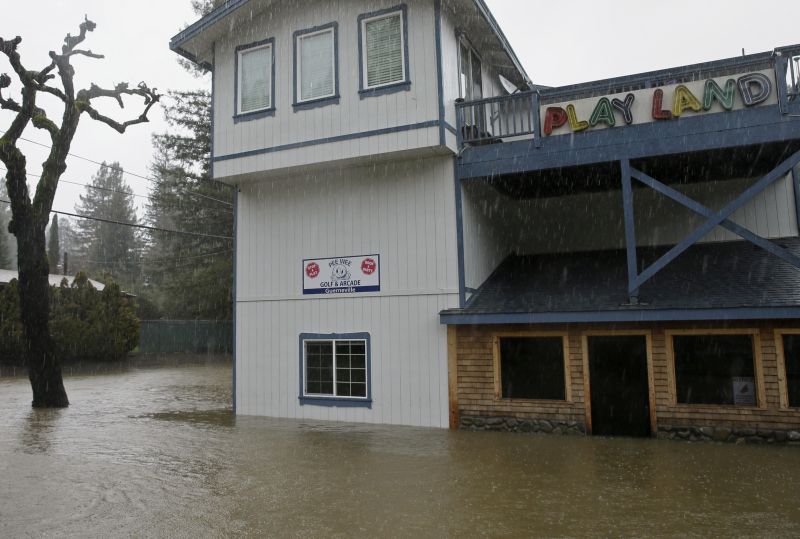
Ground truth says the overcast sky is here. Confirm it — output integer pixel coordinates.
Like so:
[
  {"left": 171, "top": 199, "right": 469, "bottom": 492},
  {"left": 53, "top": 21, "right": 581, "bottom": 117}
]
[{"left": 1, "top": 0, "right": 799, "bottom": 217}]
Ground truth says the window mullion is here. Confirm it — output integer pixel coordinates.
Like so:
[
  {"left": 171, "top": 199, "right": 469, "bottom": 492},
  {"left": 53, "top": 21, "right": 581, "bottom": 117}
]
[{"left": 332, "top": 339, "right": 338, "bottom": 397}]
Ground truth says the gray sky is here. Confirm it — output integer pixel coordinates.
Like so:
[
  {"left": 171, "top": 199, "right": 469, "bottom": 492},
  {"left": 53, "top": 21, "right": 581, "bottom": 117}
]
[{"left": 2, "top": 0, "right": 799, "bottom": 217}]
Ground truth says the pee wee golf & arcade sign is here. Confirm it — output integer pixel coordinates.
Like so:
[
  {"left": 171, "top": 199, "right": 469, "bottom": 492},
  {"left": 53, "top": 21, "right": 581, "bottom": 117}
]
[{"left": 303, "top": 255, "right": 380, "bottom": 295}]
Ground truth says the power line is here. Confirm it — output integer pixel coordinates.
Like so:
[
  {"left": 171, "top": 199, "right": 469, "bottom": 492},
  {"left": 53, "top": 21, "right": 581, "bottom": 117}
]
[
  {"left": 0, "top": 130, "right": 233, "bottom": 207},
  {"left": 0, "top": 199, "right": 233, "bottom": 241},
  {"left": 4, "top": 131, "right": 165, "bottom": 185},
  {"left": 82, "top": 249, "right": 233, "bottom": 267},
  {"left": 0, "top": 166, "right": 233, "bottom": 213},
  {"left": 0, "top": 166, "right": 148, "bottom": 201}
]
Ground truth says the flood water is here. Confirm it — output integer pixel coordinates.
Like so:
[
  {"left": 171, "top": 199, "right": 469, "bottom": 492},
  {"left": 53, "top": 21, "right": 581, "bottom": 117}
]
[{"left": 1, "top": 360, "right": 799, "bottom": 537}]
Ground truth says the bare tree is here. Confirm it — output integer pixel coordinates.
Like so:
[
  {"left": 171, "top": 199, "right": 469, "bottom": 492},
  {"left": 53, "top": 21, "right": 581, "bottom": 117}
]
[{"left": 0, "top": 18, "right": 159, "bottom": 407}]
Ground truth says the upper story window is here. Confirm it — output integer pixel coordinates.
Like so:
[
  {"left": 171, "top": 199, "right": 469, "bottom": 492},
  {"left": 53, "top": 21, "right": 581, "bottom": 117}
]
[
  {"left": 359, "top": 5, "right": 409, "bottom": 94},
  {"left": 294, "top": 23, "right": 339, "bottom": 108},
  {"left": 235, "top": 39, "right": 275, "bottom": 116},
  {"left": 459, "top": 37, "right": 482, "bottom": 101}
]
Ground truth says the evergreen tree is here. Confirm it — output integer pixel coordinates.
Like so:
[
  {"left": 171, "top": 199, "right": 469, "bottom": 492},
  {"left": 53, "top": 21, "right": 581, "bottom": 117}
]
[
  {"left": 145, "top": 92, "right": 233, "bottom": 319},
  {"left": 0, "top": 212, "right": 10, "bottom": 269},
  {"left": 74, "top": 163, "right": 142, "bottom": 289},
  {"left": 47, "top": 215, "right": 60, "bottom": 273},
  {"left": 58, "top": 218, "right": 77, "bottom": 274},
  {"left": 143, "top": 0, "right": 233, "bottom": 320}
]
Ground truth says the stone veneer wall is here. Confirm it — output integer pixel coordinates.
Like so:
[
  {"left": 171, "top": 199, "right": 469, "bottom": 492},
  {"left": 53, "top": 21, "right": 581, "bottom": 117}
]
[{"left": 451, "top": 321, "right": 800, "bottom": 443}]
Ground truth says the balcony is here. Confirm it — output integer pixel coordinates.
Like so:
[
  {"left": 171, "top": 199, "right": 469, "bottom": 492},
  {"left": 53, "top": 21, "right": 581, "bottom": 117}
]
[{"left": 455, "top": 45, "right": 800, "bottom": 180}]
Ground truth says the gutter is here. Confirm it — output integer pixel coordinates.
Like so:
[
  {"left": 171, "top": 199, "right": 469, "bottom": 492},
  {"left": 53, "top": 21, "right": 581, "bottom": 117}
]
[{"left": 169, "top": 0, "right": 251, "bottom": 60}]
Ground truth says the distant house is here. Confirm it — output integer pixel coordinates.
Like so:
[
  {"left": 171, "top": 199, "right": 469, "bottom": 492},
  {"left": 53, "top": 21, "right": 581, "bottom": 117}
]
[
  {"left": 0, "top": 269, "right": 107, "bottom": 291},
  {"left": 172, "top": 0, "right": 800, "bottom": 442}
]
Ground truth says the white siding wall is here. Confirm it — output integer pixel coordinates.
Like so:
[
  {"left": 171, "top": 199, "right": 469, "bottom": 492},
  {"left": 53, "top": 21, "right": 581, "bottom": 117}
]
[
  {"left": 236, "top": 156, "right": 458, "bottom": 427},
  {"left": 213, "top": 0, "right": 441, "bottom": 179},
  {"left": 439, "top": 2, "right": 515, "bottom": 153},
  {"left": 462, "top": 180, "right": 511, "bottom": 291},
  {"left": 462, "top": 174, "right": 799, "bottom": 288},
  {"left": 439, "top": 4, "right": 459, "bottom": 152}
]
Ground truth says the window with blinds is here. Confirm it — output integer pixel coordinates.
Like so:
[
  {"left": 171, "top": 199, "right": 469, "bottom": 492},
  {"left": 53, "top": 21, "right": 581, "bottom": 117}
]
[
  {"left": 362, "top": 11, "right": 405, "bottom": 89},
  {"left": 296, "top": 28, "right": 336, "bottom": 102},
  {"left": 237, "top": 43, "right": 272, "bottom": 114}
]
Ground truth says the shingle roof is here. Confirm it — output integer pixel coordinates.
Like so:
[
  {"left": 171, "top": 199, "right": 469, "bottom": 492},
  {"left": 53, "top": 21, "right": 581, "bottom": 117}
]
[{"left": 448, "top": 238, "right": 800, "bottom": 316}]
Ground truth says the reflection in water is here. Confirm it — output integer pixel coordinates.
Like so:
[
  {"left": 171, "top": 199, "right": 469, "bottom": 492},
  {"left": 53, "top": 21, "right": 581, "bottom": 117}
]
[{"left": 1, "top": 360, "right": 799, "bottom": 537}]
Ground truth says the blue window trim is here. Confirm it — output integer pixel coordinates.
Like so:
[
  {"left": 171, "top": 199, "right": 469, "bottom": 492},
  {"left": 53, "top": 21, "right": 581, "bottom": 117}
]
[
  {"left": 234, "top": 37, "right": 276, "bottom": 121},
  {"left": 293, "top": 22, "right": 340, "bottom": 111},
  {"left": 298, "top": 332, "right": 373, "bottom": 408},
  {"left": 357, "top": 4, "right": 411, "bottom": 99}
]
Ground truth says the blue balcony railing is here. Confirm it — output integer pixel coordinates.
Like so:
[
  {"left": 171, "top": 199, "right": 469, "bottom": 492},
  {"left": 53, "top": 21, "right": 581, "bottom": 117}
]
[
  {"left": 455, "top": 45, "right": 800, "bottom": 151},
  {"left": 455, "top": 93, "right": 539, "bottom": 147}
]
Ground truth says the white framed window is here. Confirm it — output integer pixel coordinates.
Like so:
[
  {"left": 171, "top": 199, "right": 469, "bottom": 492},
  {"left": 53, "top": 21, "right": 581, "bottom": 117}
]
[
  {"left": 294, "top": 24, "right": 338, "bottom": 105},
  {"left": 458, "top": 36, "right": 482, "bottom": 101},
  {"left": 235, "top": 39, "right": 274, "bottom": 115},
  {"left": 359, "top": 7, "right": 408, "bottom": 91},
  {"left": 300, "top": 333, "right": 371, "bottom": 403}
]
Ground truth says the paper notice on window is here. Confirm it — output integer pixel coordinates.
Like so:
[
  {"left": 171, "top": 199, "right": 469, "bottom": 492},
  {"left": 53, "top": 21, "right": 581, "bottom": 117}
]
[{"left": 732, "top": 377, "right": 756, "bottom": 406}]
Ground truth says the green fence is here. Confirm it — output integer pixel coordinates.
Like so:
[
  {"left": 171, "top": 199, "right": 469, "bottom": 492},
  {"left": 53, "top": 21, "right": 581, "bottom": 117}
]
[{"left": 137, "top": 320, "right": 232, "bottom": 355}]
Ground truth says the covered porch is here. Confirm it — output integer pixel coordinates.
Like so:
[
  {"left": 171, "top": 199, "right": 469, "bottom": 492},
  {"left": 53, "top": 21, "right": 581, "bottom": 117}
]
[{"left": 442, "top": 44, "right": 800, "bottom": 439}]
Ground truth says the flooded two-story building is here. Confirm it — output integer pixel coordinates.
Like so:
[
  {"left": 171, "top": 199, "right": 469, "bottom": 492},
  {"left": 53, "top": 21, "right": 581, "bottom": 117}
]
[{"left": 172, "top": 0, "right": 800, "bottom": 441}]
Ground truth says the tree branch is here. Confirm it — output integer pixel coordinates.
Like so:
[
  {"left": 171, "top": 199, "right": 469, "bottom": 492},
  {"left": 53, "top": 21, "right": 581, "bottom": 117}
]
[
  {"left": 0, "top": 36, "right": 31, "bottom": 85},
  {"left": 30, "top": 107, "right": 59, "bottom": 142},
  {"left": 79, "top": 82, "right": 160, "bottom": 133},
  {"left": 35, "top": 83, "right": 67, "bottom": 102},
  {"left": 0, "top": 74, "right": 21, "bottom": 112},
  {"left": 62, "top": 16, "right": 96, "bottom": 54},
  {"left": 65, "top": 49, "right": 104, "bottom": 60}
]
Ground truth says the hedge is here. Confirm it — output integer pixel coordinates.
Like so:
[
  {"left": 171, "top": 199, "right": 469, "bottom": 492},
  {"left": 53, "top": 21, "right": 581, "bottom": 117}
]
[{"left": 0, "top": 272, "right": 139, "bottom": 366}]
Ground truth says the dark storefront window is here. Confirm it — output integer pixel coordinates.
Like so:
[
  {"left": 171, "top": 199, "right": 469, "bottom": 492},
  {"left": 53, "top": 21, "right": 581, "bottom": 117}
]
[
  {"left": 500, "top": 337, "right": 566, "bottom": 400},
  {"left": 781, "top": 335, "right": 800, "bottom": 408},
  {"left": 673, "top": 334, "right": 756, "bottom": 406}
]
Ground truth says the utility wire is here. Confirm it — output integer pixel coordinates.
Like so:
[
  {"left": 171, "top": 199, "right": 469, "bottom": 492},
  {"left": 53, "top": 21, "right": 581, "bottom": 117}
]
[
  {"left": 0, "top": 199, "right": 233, "bottom": 241},
  {"left": 83, "top": 249, "right": 233, "bottom": 267},
  {"left": 0, "top": 166, "right": 233, "bottom": 213},
  {"left": 0, "top": 130, "right": 233, "bottom": 207},
  {"left": 0, "top": 166, "right": 148, "bottom": 201}
]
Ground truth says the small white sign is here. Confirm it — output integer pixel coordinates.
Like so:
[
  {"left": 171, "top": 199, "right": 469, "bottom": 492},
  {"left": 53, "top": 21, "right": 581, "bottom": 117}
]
[
  {"left": 303, "top": 254, "right": 380, "bottom": 295},
  {"left": 732, "top": 377, "right": 756, "bottom": 406}
]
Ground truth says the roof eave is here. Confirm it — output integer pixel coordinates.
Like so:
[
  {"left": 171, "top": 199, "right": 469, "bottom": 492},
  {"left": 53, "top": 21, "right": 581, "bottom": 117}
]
[
  {"left": 170, "top": 0, "right": 533, "bottom": 87},
  {"left": 470, "top": 0, "right": 532, "bottom": 88},
  {"left": 169, "top": 43, "right": 213, "bottom": 72},
  {"left": 170, "top": 0, "right": 250, "bottom": 53},
  {"left": 439, "top": 306, "right": 800, "bottom": 325}
]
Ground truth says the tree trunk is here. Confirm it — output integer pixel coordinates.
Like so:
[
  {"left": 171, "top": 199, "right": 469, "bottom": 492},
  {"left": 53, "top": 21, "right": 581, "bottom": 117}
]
[{"left": 17, "top": 219, "right": 68, "bottom": 407}]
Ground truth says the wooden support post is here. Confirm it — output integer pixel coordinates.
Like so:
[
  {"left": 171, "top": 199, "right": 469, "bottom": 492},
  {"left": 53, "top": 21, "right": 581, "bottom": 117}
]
[{"left": 447, "top": 325, "right": 459, "bottom": 429}]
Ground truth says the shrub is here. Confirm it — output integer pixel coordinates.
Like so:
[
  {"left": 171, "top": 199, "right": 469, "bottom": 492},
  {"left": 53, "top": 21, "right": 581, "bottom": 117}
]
[
  {"left": 0, "top": 279, "right": 23, "bottom": 366},
  {"left": 0, "top": 272, "right": 139, "bottom": 365}
]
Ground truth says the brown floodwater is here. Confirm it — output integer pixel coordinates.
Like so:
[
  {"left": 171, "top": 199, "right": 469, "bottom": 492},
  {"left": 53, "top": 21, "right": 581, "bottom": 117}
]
[{"left": 1, "top": 359, "right": 799, "bottom": 537}]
